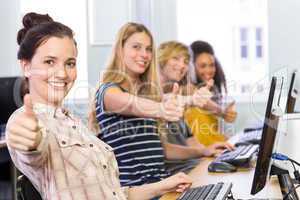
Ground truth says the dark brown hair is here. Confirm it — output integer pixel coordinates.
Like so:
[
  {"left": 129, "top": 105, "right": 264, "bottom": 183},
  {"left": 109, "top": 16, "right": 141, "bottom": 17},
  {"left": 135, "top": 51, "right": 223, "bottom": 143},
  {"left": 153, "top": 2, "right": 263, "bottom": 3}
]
[
  {"left": 17, "top": 12, "right": 75, "bottom": 61},
  {"left": 17, "top": 12, "right": 76, "bottom": 96},
  {"left": 190, "top": 40, "right": 227, "bottom": 94}
]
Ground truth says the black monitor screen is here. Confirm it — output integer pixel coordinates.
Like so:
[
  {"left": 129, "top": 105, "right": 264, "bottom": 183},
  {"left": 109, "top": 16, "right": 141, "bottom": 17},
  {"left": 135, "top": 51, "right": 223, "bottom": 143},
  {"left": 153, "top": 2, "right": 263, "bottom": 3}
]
[
  {"left": 286, "top": 70, "right": 298, "bottom": 113},
  {"left": 0, "top": 77, "right": 25, "bottom": 124},
  {"left": 251, "top": 77, "right": 283, "bottom": 195}
]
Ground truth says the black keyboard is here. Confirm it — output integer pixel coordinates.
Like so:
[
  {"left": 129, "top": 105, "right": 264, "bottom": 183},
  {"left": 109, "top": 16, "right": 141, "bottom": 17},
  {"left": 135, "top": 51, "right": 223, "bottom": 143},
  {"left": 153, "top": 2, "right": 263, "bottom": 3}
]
[
  {"left": 177, "top": 182, "right": 232, "bottom": 200},
  {"left": 238, "top": 129, "right": 262, "bottom": 144},
  {"left": 214, "top": 144, "right": 259, "bottom": 166}
]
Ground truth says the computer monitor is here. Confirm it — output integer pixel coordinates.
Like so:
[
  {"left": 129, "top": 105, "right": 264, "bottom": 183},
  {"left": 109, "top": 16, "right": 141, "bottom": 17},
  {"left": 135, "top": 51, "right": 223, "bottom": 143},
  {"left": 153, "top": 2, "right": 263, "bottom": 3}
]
[
  {"left": 286, "top": 70, "right": 299, "bottom": 113},
  {"left": 250, "top": 76, "right": 283, "bottom": 195},
  {"left": 0, "top": 77, "right": 25, "bottom": 124}
]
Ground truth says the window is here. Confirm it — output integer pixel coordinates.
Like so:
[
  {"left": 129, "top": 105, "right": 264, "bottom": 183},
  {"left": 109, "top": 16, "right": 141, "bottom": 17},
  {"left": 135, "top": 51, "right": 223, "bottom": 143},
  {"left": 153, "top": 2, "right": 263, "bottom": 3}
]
[
  {"left": 255, "top": 27, "right": 263, "bottom": 58},
  {"left": 20, "top": 0, "right": 88, "bottom": 100},
  {"left": 177, "top": 0, "right": 268, "bottom": 96},
  {"left": 240, "top": 27, "right": 249, "bottom": 59}
]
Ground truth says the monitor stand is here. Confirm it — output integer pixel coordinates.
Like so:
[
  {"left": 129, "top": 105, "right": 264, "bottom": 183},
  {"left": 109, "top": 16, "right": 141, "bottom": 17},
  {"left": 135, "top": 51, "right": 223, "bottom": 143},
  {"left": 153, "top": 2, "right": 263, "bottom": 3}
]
[{"left": 270, "top": 164, "right": 299, "bottom": 200}]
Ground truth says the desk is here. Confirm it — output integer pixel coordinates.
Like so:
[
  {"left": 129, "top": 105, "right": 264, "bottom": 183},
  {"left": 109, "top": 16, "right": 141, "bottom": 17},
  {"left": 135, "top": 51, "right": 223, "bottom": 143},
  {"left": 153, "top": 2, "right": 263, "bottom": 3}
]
[{"left": 160, "top": 158, "right": 293, "bottom": 200}]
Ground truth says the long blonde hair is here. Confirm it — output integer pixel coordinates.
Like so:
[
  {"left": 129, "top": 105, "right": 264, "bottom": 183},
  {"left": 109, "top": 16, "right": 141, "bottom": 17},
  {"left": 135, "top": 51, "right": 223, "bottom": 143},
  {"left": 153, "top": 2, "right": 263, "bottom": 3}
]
[{"left": 89, "top": 22, "right": 162, "bottom": 132}]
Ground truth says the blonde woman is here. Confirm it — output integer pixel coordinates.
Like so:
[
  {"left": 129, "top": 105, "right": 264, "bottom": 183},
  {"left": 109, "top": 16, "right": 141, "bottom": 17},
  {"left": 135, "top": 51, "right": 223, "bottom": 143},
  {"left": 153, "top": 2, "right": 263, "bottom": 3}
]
[
  {"left": 89, "top": 23, "right": 216, "bottom": 189},
  {"left": 158, "top": 41, "right": 233, "bottom": 153}
]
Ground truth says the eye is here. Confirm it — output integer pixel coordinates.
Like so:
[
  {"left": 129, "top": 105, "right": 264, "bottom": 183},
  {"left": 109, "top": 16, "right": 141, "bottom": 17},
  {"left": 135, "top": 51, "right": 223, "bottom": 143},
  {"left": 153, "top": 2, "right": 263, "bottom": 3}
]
[
  {"left": 44, "top": 60, "right": 54, "bottom": 65},
  {"left": 133, "top": 44, "right": 141, "bottom": 50},
  {"left": 66, "top": 61, "right": 76, "bottom": 68},
  {"left": 173, "top": 56, "right": 180, "bottom": 61},
  {"left": 146, "top": 47, "right": 152, "bottom": 53}
]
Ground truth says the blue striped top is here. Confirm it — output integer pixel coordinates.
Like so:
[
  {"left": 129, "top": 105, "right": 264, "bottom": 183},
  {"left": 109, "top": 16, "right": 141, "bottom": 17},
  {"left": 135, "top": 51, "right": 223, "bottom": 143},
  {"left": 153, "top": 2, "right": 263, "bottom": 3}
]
[{"left": 95, "top": 83, "right": 170, "bottom": 186}]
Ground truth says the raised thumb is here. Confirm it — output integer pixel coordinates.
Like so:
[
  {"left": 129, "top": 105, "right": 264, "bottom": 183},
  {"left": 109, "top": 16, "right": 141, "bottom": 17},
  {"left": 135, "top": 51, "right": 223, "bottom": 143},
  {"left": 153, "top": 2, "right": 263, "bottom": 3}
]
[
  {"left": 23, "top": 94, "right": 35, "bottom": 117},
  {"left": 172, "top": 83, "right": 180, "bottom": 95}
]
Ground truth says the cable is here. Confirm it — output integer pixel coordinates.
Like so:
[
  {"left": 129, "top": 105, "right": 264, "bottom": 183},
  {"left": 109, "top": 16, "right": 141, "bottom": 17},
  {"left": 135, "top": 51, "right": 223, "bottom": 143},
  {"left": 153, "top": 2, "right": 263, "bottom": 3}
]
[
  {"left": 283, "top": 184, "right": 300, "bottom": 200},
  {"left": 290, "top": 160, "right": 297, "bottom": 171},
  {"left": 272, "top": 153, "right": 300, "bottom": 183},
  {"left": 272, "top": 153, "right": 300, "bottom": 168},
  {"left": 289, "top": 158, "right": 300, "bottom": 167}
]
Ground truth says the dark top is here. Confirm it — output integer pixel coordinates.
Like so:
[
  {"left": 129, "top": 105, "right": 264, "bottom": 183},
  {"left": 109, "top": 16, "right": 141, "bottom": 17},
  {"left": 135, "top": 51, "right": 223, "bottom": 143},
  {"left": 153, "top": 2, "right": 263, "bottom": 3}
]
[{"left": 95, "top": 83, "right": 170, "bottom": 186}]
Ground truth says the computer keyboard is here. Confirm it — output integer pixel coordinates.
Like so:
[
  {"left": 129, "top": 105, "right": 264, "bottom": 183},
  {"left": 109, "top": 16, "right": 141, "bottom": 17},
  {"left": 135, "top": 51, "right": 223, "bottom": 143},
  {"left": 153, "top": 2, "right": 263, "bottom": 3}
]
[
  {"left": 177, "top": 182, "right": 232, "bottom": 200},
  {"left": 237, "top": 129, "right": 262, "bottom": 144},
  {"left": 214, "top": 144, "right": 259, "bottom": 166},
  {"left": 228, "top": 129, "right": 262, "bottom": 146}
]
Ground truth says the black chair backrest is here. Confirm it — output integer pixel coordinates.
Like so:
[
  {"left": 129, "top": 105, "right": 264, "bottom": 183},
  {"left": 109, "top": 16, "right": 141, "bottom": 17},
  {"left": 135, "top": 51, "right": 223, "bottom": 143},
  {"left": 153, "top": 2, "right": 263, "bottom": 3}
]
[
  {"left": 17, "top": 175, "right": 42, "bottom": 200},
  {"left": 0, "top": 77, "right": 26, "bottom": 124}
]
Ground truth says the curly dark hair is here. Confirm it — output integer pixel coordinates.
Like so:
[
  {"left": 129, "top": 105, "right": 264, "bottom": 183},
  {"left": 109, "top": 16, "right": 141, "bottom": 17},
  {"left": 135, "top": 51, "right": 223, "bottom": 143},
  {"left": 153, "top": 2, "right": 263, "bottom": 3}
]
[{"left": 190, "top": 40, "right": 227, "bottom": 94}]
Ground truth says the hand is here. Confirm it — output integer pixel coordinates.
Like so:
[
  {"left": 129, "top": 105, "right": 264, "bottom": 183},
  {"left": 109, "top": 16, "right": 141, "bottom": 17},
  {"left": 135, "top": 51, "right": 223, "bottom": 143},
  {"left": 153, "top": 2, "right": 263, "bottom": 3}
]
[
  {"left": 192, "top": 85, "right": 213, "bottom": 108},
  {"left": 161, "top": 83, "right": 184, "bottom": 122},
  {"left": 206, "top": 79, "right": 214, "bottom": 90},
  {"left": 202, "top": 142, "right": 235, "bottom": 157},
  {"left": 223, "top": 101, "right": 237, "bottom": 123},
  {"left": 7, "top": 94, "right": 42, "bottom": 151},
  {"left": 156, "top": 172, "right": 192, "bottom": 195}
]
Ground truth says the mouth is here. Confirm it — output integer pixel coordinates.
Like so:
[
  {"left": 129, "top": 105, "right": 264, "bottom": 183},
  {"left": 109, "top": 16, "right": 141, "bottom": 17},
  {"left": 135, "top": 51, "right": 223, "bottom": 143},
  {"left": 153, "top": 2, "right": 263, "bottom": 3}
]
[
  {"left": 136, "top": 61, "right": 148, "bottom": 68},
  {"left": 48, "top": 81, "right": 67, "bottom": 90}
]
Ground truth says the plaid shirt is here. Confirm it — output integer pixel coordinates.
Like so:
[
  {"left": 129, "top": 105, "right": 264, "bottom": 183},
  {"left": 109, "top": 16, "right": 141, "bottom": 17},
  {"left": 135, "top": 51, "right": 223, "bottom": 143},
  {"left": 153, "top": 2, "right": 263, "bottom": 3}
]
[{"left": 6, "top": 104, "right": 128, "bottom": 200}]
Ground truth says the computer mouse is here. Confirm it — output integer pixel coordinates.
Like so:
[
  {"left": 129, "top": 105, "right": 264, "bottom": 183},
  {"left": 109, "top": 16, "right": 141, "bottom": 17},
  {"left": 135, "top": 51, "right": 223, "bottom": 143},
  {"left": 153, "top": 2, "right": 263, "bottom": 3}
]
[{"left": 208, "top": 161, "right": 237, "bottom": 173}]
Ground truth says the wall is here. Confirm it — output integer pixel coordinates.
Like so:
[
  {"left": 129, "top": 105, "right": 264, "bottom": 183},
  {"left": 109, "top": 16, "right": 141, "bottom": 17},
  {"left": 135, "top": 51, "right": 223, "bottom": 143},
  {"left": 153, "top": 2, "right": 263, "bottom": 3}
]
[
  {"left": 86, "top": 0, "right": 177, "bottom": 86},
  {"left": 268, "top": 0, "right": 300, "bottom": 74},
  {"left": 0, "top": 0, "right": 20, "bottom": 77}
]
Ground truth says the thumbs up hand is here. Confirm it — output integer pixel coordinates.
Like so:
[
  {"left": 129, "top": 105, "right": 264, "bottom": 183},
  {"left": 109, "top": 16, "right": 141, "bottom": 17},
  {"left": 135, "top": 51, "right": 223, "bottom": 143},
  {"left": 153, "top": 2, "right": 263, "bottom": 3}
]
[
  {"left": 206, "top": 79, "right": 214, "bottom": 90},
  {"left": 192, "top": 85, "right": 213, "bottom": 108},
  {"left": 7, "top": 94, "right": 42, "bottom": 151},
  {"left": 222, "top": 101, "right": 237, "bottom": 123},
  {"left": 160, "top": 83, "right": 184, "bottom": 122}
]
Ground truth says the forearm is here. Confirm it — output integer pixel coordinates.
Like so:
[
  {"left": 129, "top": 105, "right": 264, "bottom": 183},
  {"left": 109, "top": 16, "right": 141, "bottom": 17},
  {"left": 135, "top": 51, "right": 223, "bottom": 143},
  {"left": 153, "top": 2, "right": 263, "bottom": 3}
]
[
  {"left": 202, "top": 99, "right": 223, "bottom": 116},
  {"left": 128, "top": 182, "right": 161, "bottom": 200},
  {"left": 163, "top": 142, "right": 201, "bottom": 160},
  {"left": 104, "top": 88, "right": 162, "bottom": 119},
  {"left": 186, "top": 137, "right": 205, "bottom": 149}
]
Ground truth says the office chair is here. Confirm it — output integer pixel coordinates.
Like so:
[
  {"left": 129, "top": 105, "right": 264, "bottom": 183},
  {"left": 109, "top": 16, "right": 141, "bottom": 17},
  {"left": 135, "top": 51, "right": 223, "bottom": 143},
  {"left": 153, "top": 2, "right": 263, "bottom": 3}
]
[{"left": 17, "top": 175, "right": 42, "bottom": 200}]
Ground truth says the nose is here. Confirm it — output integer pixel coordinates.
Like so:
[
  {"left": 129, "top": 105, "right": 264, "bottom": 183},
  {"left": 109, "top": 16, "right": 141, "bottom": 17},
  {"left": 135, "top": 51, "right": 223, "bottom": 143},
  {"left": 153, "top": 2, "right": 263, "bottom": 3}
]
[
  {"left": 178, "top": 58, "right": 187, "bottom": 69},
  {"left": 55, "top": 65, "right": 67, "bottom": 78},
  {"left": 140, "top": 48, "right": 150, "bottom": 59}
]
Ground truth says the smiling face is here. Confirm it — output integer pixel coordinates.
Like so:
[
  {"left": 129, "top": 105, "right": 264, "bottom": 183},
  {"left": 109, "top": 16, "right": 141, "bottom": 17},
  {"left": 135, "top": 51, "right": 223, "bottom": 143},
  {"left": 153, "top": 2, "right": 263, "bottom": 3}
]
[
  {"left": 161, "top": 54, "right": 189, "bottom": 82},
  {"left": 194, "top": 52, "right": 216, "bottom": 82},
  {"left": 122, "top": 32, "right": 153, "bottom": 80},
  {"left": 21, "top": 36, "right": 77, "bottom": 106}
]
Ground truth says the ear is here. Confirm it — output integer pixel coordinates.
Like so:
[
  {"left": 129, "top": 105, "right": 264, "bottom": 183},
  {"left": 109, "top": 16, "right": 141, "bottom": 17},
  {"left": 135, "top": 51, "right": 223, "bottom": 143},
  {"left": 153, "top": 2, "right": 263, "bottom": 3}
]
[{"left": 20, "top": 59, "right": 31, "bottom": 78}]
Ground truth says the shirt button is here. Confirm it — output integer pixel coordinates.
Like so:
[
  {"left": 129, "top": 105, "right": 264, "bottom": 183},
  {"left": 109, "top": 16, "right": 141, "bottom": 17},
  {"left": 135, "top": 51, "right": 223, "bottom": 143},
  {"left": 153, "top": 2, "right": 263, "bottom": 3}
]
[
  {"left": 72, "top": 125, "right": 76, "bottom": 129},
  {"left": 103, "top": 165, "right": 107, "bottom": 169},
  {"left": 112, "top": 191, "right": 116, "bottom": 196},
  {"left": 89, "top": 144, "right": 94, "bottom": 147},
  {"left": 61, "top": 141, "right": 66, "bottom": 145}
]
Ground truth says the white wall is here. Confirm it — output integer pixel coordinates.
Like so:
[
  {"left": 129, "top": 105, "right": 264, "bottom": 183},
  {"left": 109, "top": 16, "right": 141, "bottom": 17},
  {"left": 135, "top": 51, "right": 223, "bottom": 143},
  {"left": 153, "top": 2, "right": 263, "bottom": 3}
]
[
  {"left": 268, "top": 0, "right": 300, "bottom": 74},
  {"left": 86, "top": 0, "right": 177, "bottom": 86},
  {"left": 0, "top": 0, "right": 20, "bottom": 77}
]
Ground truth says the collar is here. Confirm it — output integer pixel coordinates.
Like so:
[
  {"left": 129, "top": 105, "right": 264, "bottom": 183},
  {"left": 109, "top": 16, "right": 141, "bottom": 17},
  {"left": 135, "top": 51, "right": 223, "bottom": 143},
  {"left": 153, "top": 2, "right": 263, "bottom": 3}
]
[{"left": 33, "top": 103, "right": 70, "bottom": 119}]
